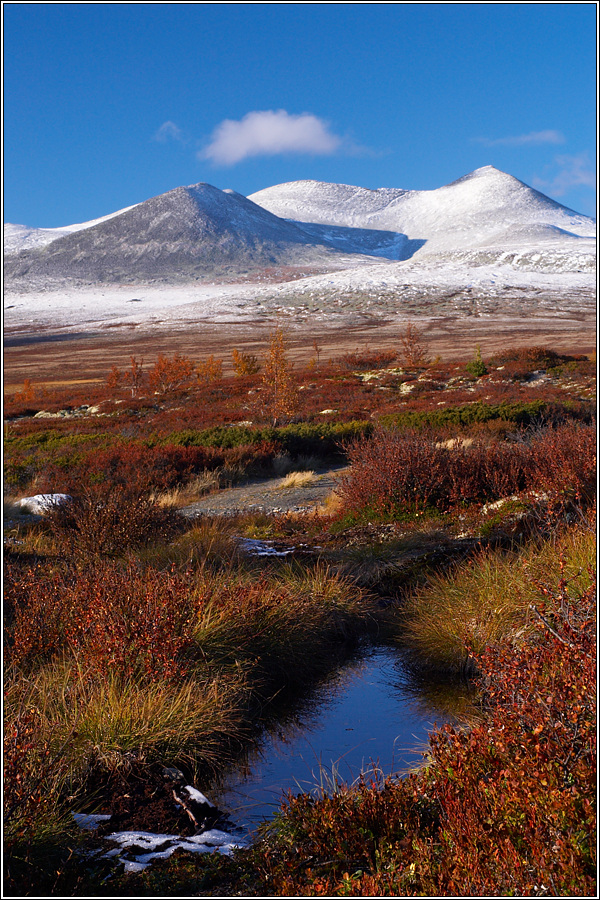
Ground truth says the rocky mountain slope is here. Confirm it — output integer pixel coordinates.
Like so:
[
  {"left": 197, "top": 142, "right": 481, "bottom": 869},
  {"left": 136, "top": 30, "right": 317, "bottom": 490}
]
[{"left": 3, "top": 183, "right": 365, "bottom": 288}]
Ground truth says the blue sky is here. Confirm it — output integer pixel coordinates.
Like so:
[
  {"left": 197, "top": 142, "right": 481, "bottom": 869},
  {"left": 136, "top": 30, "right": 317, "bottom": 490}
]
[{"left": 3, "top": 2, "right": 597, "bottom": 227}]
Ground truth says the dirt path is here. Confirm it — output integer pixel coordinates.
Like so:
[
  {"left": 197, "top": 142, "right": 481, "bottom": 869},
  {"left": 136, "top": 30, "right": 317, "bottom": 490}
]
[{"left": 180, "top": 464, "right": 348, "bottom": 517}]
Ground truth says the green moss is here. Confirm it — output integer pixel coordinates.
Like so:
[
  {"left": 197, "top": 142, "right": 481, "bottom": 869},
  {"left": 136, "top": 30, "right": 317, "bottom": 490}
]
[
  {"left": 161, "top": 421, "right": 373, "bottom": 456},
  {"left": 378, "top": 400, "right": 549, "bottom": 430}
]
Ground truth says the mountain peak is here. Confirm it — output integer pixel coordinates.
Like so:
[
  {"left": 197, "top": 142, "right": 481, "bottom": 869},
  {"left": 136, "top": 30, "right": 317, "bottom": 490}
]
[{"left": 471, "top": 165, "right": 507, "bottom": 176}]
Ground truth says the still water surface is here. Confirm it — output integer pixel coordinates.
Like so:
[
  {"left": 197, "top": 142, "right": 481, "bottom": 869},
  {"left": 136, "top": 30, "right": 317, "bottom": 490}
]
[{"left": 210, "top": 645, "right": 469, "bottom": 836}]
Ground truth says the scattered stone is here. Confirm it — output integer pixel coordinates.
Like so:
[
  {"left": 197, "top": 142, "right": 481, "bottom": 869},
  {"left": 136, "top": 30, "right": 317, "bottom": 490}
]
[{"left": 481, "top": 495, "right": 521, "bottom": 515}]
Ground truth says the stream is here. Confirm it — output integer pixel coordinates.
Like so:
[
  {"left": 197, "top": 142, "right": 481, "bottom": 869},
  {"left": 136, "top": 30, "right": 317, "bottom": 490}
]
[
  {"left": 91, "top": 644, "right": 473, "bottom": 872},
  {"left": 208, "top": 644, "right": 471, "bottom": 837}
]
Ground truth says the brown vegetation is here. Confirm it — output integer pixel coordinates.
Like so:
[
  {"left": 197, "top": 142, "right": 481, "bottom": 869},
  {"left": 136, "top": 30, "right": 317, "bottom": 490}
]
[{"left": 3, "top": 341, "right": 596, "bottom": 896}]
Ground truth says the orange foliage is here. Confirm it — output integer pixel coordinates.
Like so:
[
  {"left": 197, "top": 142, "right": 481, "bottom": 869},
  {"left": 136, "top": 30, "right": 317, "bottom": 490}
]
[
  {"left": 261, "top": 326, "right": 299, "bottom": 425},
  {"left": 148, "top": 352, "right": 197, "bottom": 395},
  {"left": 232, "top": 348, "right": 261, "bottom": 376}
]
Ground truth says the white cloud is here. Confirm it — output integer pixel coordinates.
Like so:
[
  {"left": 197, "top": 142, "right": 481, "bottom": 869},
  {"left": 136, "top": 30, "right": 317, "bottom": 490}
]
[
  {"left": 199, "top": 110, "right": 343, "bottom": 166},
  {"left": 154, "top": 121, "right": 184, "bottom": 143},
  {"left": 532, "top": 152, "right": 596, "bottom": 197},
  {"left": 475, "top": 130, "right": 565, "bottom": 147}
]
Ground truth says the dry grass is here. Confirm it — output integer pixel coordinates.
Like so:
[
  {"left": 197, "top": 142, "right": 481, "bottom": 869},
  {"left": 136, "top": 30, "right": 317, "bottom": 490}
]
[
  {"left": 277, "top": 470, "right": 316, "bottom": 490},
  {"left": 396, "top": 523, "right": 596, "bottom": 674},
  {"left": 4, "top": 659, "right": 248, "bottom": 779},
  {"left": 150, "top": 471, "right": 222, "bottom": 507},
  {"left": 315, "top": 490, "right": 345, "bottom": 517},
  {"left": 138, "top": 517, "right": 242, "bottom": 570}
]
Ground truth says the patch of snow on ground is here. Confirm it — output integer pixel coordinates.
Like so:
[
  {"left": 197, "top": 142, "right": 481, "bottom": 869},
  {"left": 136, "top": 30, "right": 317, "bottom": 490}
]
[
  {"left": 17, "top": 494, "right": 71, "bottom": 514},
  {"left": 103, "top": 828, "right": 249, "bottom": 872}
]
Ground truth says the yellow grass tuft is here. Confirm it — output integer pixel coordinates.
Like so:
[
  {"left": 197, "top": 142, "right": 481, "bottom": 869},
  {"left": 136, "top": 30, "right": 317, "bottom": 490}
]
[
  {"left": 277, "top": 470, "right": 316, "bottom": 490},
  {"left": 396, "top": 524, "right": 596, "bottom": 674},
  {"left": 150, "top": 471, "right": 221, "bottom": 508}
]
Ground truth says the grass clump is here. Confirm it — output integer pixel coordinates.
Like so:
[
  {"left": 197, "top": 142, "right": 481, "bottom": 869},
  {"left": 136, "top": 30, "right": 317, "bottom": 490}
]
[
  {"left": 5, "top": 661, "right": 246, "bottom": 779},
  {"left": 396, "top": 522, "right": 596, "bottom": 674},
  {"left": 277, "top": 470, "right": 316, "bottom": 490}
]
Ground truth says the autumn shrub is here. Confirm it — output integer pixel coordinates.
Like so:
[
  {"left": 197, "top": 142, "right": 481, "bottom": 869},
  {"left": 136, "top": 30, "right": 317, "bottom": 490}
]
[
  {"left": 399, "top": 322, "right": 431, "bottom": 369},
  {"left": 261, "top": 326, "right": 299, "bottom": 425},
  {"left": 232, "top": 347, "right": 261, "bottom": 376},
  {"left": 122, "top": 355, "right": 147, "bottom": 397},
  {"left": 148, "top": 352, "right": 197, "bottom": 395},
  {"left": 5, "top": 560, "right": 196, "bottom": 678},
  {"left": 34, "top": 441, "right": 271, "bottom": 496},
  {"left": 338, "top": 422, "right": 596, "bottom": 519},
  {"left": 196, "top": 355, "right": 224, "bottom": 385},
  {"left": 95, "top": 443, "right": 221, "bottom": 490},
  {"left": 43, "top": 486, "right": 183, "bottom": 560},
  {"left": 488, "top": 346, "right": 590, "bottom": 380},
  {"left": 337, "top": 347, "right": 398, "bottom": 371}
]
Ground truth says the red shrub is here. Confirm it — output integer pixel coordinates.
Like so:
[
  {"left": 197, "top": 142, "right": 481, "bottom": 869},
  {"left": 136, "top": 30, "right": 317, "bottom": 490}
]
[
  {"left": 44, "top": 486, "right": 183, "bottom": 558},
  {"left": 6, "top": 562, "right": 198, "bottom": 682},
  {"left": 338, "top": 424, "right": 596, "bottom": 517},
  {"left": 337, "top": 348, "right": 398, "bottom": 371}
]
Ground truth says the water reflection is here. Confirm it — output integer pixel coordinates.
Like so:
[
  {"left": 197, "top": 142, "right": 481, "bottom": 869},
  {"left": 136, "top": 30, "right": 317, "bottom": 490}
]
[{"left": 209, "top": 646, "right": 473, "bottom": 835}]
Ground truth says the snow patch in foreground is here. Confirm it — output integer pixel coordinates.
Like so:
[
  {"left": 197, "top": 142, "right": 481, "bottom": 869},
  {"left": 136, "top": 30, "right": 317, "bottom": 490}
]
[
  {"left": 99, "top": 828, "right": 249, "bottom": 872},
  {"left": 17, "top": 494, "right": 71, "bottom": 515}
]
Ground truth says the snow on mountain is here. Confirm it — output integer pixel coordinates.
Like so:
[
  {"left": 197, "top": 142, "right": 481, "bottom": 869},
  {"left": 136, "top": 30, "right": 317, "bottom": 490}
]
[
  {"left": 3, "top": 204, "right": 140, "bottom": 253},
  {"left": 4, "top": 168, "right": 595, "bottom": 336},
  {"left": 249, "top": 166, "right": 595, "bottom": 256},
  {"left": 4, "top": 183, "right": 361, "bottom": 287}
]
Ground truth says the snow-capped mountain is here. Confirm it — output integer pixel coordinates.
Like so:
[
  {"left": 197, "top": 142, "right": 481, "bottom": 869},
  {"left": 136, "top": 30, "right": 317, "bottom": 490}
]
[
  {"left": 3, "top": 183, "right": 362, "bottom": 287},
  {"left": 4, "top": 167, "right": 595, "bottom": 337},
  {"left": 248, "top": 166, "right": 595, "bottom": 255}
]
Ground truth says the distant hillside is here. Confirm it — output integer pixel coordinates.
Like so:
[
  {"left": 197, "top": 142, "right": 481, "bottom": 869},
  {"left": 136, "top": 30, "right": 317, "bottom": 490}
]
[
  {"left": 3, "top": 183, "right": 356, "bottom": 287},
  {"left": 249, "top": 166, "right": 596, "bottom": 255}
]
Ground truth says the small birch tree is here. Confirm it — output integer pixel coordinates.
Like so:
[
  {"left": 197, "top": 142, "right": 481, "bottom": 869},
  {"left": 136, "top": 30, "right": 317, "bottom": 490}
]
[
  {"left": 261, "top": 326, "right": 299, "bottom": 425},
  {"left": 400, "top": 322, "right": 431, "bottom": 369}
]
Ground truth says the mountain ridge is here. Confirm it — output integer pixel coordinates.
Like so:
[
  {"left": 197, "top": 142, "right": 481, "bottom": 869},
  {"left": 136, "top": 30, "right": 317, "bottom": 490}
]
[
  {"left": 3, "top": 183, "right": 356, "bottom": 286},
  {"left": 248, "top": 166, "right": 595, "bottom": 254},
  {"left": 4, "top": 167, "right": 595, "bottom": 290}
]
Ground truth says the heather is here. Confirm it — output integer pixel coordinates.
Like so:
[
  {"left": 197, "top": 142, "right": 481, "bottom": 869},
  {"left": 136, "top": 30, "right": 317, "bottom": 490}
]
[
  {"left": 338, "top": 421, "right": 595, "bottom": 521},
  {"left": 3, "top": 339, "right": 596, "bottom": 896}
]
